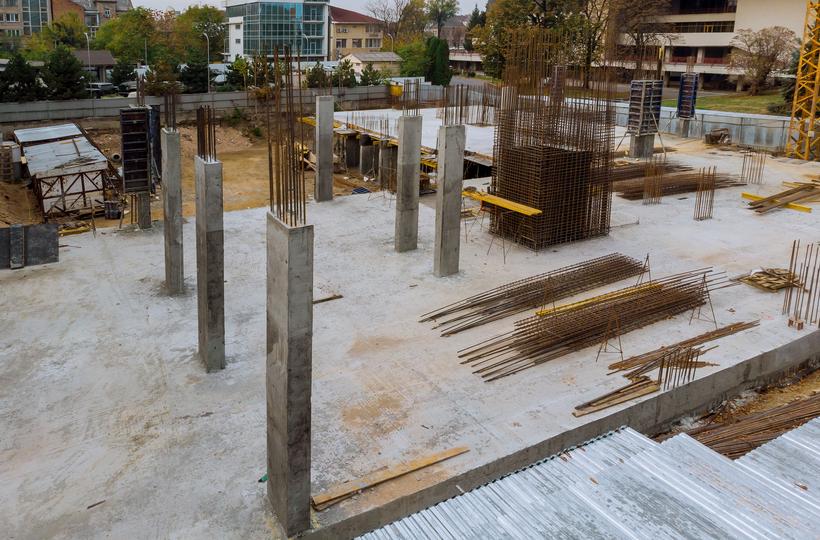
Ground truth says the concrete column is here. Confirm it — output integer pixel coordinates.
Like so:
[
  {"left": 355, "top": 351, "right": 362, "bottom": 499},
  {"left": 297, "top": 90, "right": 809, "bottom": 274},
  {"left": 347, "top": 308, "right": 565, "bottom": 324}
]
[
  {"left": 9, "top": 223, "right": 23, "bottom": 269},
  {"left": 162, "top": 128, "right": 184, "bottom": 295},
  {"left": 266, "top": 212, "right": 313, "bottom": 537},
  {"left": 314, "top": 95, "right": 334, "bottom": 202},
  {"left": 679, "top": 118, "right": 692, "bottom": 138},
  {"left": 378, "top": 142, "right": 397, "bottom": 191},
  {"left": 372, "top": 142, "right": 380, "bottom": 176},
  {"left": 433, "top": 124, "right": 465, "bottom": 278},
  {"left": 344, "top": 135, "right": 359, "bottom": 168},
  {"left": 195, "top": 156, "right": 225, "bottom": 372},
  {"left": 394, "top": 115, "right": 422, "bottom": 252},
  {"left": 359, "top": 135, "right": 374, "bottom": 177},
  {"left": 629, "top": 134, "right": 655, "bottom": 159},
  {"left": 137, "top": 192, "right": 151, "bottom": 229}
]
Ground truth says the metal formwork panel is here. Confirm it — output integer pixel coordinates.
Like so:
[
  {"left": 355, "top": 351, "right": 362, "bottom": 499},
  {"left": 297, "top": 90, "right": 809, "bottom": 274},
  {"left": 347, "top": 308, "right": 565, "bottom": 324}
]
[
  {"left": 120, "top": 107, "right": 151, "bottom": 193},
  {"left": 627, "top": 80, "right": 663, "bottom": 135}
]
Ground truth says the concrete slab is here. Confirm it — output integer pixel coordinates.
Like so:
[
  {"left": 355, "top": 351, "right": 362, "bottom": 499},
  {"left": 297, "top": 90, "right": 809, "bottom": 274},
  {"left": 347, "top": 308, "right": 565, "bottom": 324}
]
[{"left": 2, "top": 137, "right": 820, "bottom": 538}]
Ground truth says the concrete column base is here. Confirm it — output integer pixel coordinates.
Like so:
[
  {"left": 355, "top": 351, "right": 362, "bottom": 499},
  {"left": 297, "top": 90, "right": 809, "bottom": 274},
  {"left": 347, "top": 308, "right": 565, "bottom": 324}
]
[
  {"left": 137, "top": 192, "right": 152, "bottom": 229},
  {"left": 359, "top": 136, "right": 374, "bottom": 177},
  {"left": 679, "top": 118, "right": 692, "bottom": 139},
  {"left": 162, "top": 128, "right": 184, "bottom": 294},
  {"left": 629, "top": 134, "right": 655, "bottom": 159},
  {"left": 195, "top": 156, "right": 225, "bottom": 372},
  {"left": 434, "top": 124, "right": 465, "bottom": 277},
  {"left": 344, "top": 135, "right": 359, "bottom": 168},
  {"left": 315, "top": 95, "right": 334, "bottom": 202},
  {"left": 266, "top": 212, "right": 313, "bottom": 537},
  {"left": 395, "top": 115, "right": 422, "bottom": 252}
]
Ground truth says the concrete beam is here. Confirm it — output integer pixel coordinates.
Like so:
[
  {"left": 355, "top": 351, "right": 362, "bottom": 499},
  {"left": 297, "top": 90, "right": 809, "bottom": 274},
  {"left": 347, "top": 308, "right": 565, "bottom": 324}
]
[
  {"left": 314, "top": 96, "right": 334, "bottom": 202},
  {"left": 433, "top": 124, "right": 465, "bottom": 277},
  {"left": 394, "top": 115, "right": 422, "bottom": 253},
  {"left": 266, "top": 212, "right": 314, "bottom": 537},
  {"left": 629, "top": 134, "right": 655, "bottom": 159},
  {"left": 162, "top": 128, "right": 184, "bottom": 294},
  {"left": 195, "top": 156, "right": 225, "bottom": 372}
]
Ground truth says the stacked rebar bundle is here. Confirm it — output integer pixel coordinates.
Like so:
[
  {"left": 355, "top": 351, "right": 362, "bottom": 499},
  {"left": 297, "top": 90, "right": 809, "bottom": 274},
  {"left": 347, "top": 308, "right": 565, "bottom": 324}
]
[
  {"left": 643, "top": 157, "right": 664, "bottom": 205},
  {"left": 196, "top": 106, "right": 217, "bottom": 161},
  {"left": 783, "top": 240, "right": 820, "bottom": 329},
  {"left": 614, "top": 171, "right": 743, "bottom": 200},
  {"left": 163, "top": 92, "right": 178, "bottom": 130},
  {"left": 420, "top": 253, "right": 646, "bottom": 336},
  {"left": 460, "top": 269, "right": 731, "bottom": 381},
  {"left": 694, "top": 166, "right": 716, "bottom": 221},
  {"left": 683, "top": 393, "right": 820, "bottom": 459},
  {"left": 267, "top": 46, "right": 307, "bottom": 226},
  {"left": 436, "top": 83, "right": 500, "bottom": 126},
  {"left": 441, "top": 84, "right": 468, "bottom": 126},
  {"left": 611, "top": 160, "right": 692, "bottom": 182},
  {"left": 490, "top": 27, "right": 615, "bottom": 250},
  {"left": 740, "top": 148, "right": 767, "bottom": 185},
  {"left": 657, "top": 345, "right": 708, "bottom": 391},
  {"left": 402, "top": 80, "right": 420, "bottom": 116}
]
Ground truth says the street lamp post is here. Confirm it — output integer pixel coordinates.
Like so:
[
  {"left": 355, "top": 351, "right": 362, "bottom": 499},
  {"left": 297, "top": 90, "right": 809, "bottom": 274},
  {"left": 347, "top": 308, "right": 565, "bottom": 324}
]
[
  {"left": 84, "top": 32, "right": 91, "bottom": 94},
  {"left": 203, "top": 32, "right": 210, "bottom": 93},
  {"left": 386, "top": 33, "right": 394, "bottom": 52}
]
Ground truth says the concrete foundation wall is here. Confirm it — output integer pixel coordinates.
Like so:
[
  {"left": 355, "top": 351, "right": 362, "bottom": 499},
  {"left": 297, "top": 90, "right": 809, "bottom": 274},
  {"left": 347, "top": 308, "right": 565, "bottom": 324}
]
[
  {"left": 195, "top": 156, "right": 225, "bottom": 372},
  {"left": 266, "top": 212, "right": 314, "bottom": 537},
  {"left": 305, "top": 329, "right": 820, "bottom": 539},
  {"left": 162, "top": 129, "right": 184, "bottom": 294}
]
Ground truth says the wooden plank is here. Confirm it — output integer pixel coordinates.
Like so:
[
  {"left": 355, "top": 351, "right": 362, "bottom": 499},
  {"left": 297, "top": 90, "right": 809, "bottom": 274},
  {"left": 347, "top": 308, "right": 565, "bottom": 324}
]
[
  {"left": 741, "top": 192, "right": 812, "bottom": 213},
  {"left": 311, "top": 446, "right": 469, "bottom": 511},
  {"left": 462, "top": 191, "right": 543, "bottom": 216}
]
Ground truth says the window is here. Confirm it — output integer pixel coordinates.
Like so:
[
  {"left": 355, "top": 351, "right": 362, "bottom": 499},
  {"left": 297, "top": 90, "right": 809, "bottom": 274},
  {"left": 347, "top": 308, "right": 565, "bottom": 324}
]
[
  {"left": 366, "top": 38, "right": 380, "bottom": 48},
  {"left": 366, "top": 25, "right": 379, "bottom": 33},
  {"left": 235, "top": 38, "right": 240, "bottom": 43},
  {"left": 336, "top": 38, "right": 346, "bottom": 48},
  {"left": 235, "top": 23, "right": 240, "bottom": 29},
  {"left": 352, "top": 38, "right": 361, "bottom": 48},
  {"left": 104, "top": 7, "right": 110, "bottom": 17},
  {"left": 337, "top": 26, "right": 347, "bottom": 33}
]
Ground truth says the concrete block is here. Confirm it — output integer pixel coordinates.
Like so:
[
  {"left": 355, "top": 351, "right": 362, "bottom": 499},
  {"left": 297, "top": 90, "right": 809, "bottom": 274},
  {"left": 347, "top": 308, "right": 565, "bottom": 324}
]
[
  {"left": 314, "top": 96, "right": 334, "bottom": 202},
  {"left": 266, "top": 212, "right": 314, "bottom": 537},
  {"left": 629, "top": 134, "right": 655, "bottom": 159},
  {"left": 394, "top": 115, "right": 422, "bottom": 252},
  {"left": 195, "top": 156, "right": 225, "bottom": 372},
  {"left": 434, "top": 125, "right": 465, "bottom": 277},
  {"left": 378, "top": 143, "right": 397, "bottom": 191},
  {"left": 162, "top": 129, "right": 184, "bottom": 294},
  {"left": 24, "top": 224, "right": 58, "bottom": 266},
  {"left": 344, "top": 135, "right": 359, "bottom": 168},
  {"left": 359, "top": 136, "right": 374, "bottom": 177},
  {"left": 9, "top": 224, "right": 23, "bottom": 269}
]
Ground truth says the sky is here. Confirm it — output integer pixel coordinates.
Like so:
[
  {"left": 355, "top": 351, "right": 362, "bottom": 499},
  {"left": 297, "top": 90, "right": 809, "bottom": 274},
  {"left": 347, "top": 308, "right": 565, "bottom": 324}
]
[{"left": 132, "top": 0, "right": 482, "bottom": 17}]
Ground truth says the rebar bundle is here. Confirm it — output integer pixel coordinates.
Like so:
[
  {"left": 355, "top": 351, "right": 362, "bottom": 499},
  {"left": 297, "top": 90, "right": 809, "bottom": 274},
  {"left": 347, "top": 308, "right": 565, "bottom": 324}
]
[
  {"left": 163, "top": 92, "right": 178, "bottom": 130},
  {"left": 490, "top": 28, "right": 615, "bottom": 250},
  {"left": 402, "top": 80, "right": 420, "bottom": 116},
  {"left": 694, "top": 166, "right": 716, "bottom": 221},
  {"left": 643, "top": 157, "right": 664, "bottom": 205},
  {"left": 420, "top": 253, "right": 646, "bottom": 336},
  {"left": 460, "top": 269, "right": 731, "bottom": 381},
  {"left": 614, "top": 171, "right": 742, "bottom": 200},
  {"left": 657, "top": 345, "right": 708, "bottom": 391},
  {"left": 611, "top": 160, "right": 692, "bottom": 182},
  {"left": 683, "top": 393, "right": 820, "bottom": 459},
  {"left": 740, "top": 147, "right": 767, "bottom": 185},
  {"left": 196, "top": 106, "right": 216, "bottom": 161},
  {"left": 267, "top": 46, "right": 307, "bottom": 226},
  {"left": 441, "top": 84, "right": 469, "bottom": 126},
  {"left": 436, "top": 83, "right": 500, "bottom": 126},
  {"left": 783, "top": 240, "right": 820, "bottom": 329}
]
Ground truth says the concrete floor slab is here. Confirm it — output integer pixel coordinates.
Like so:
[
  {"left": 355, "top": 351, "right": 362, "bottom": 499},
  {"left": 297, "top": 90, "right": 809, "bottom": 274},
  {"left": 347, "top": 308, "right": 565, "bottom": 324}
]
[{"left": 2, "top": 135, "right": 820, "bottom": 539}]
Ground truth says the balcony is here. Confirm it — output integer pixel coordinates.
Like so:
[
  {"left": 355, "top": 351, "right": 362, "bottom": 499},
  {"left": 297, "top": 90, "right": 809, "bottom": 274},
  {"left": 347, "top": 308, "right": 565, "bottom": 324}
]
[{"left": 701, "top": 56, "right": 728, "bottom": 65}]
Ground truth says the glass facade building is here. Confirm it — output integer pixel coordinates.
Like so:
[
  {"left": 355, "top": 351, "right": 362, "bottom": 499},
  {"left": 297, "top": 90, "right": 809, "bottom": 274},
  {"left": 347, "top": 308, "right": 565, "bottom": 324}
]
[
  {"left": 21, "top": 0, "right": 48, "bottom": 35},
  {"left": 225, "top": 0, "right": 327, "bottom": 60}
]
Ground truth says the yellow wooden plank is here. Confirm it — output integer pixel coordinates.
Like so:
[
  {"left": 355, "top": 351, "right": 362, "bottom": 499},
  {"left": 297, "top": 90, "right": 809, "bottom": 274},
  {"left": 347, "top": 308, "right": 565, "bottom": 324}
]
[
  {"left": 311, "top": 446, "right": 469, "bottom": 511},
  {"left": 535, "top": 282, "right": 659, "bottom": 317},
  {"left": 741, "top": 192, "right": 813, "bottom": 213},
  {"left": 462, "top": 191, "right": 543, "bottom": 216}
]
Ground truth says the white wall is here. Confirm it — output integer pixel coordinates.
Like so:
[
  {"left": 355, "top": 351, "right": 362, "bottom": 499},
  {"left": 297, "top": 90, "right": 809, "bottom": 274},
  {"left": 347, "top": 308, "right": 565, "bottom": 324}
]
[
  {"left": 735, "top": 0, "right": 805, "bottom": 37},
  {"left": 227, "top": 16, "right": 244, "bottom": 61}
]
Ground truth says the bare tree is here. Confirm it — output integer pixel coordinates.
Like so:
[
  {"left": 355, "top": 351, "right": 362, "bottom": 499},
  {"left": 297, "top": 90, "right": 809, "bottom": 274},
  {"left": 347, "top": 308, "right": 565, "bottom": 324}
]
[
  {"left": 730, "top": 26, "right": 799, "bottom": 95},
  {"left": 576, "top": 0, "right": 611, "bottom": 87},
  {"left": 612, "top": 0, "right": 672, "bottom": 78},
  {"left": 367, "top": 0, "right": 412, "bottom": 39}
]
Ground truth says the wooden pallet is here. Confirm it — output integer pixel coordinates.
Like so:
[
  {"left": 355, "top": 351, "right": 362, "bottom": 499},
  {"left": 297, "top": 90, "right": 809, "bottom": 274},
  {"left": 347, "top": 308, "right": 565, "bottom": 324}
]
[{"left": 740, "top": 268, "right": 797, "bottom": 292}]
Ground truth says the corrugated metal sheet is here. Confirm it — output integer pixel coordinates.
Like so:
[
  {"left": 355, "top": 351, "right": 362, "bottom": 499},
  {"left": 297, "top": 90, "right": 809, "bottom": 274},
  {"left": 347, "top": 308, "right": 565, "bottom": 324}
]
[
  {"left": 24, "top": 137, "right": 108, "bottom": 178},
  {"left": 361, "top": 419, "right": 820, "bottom": 540},
  {"left": 14, "top": 124, "right": 82, "bottom": 145}
]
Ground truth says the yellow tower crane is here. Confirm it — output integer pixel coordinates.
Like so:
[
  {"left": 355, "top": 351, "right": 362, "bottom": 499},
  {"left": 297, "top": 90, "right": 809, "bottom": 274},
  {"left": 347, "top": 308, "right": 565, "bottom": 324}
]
[{"left": 786, "top": 1, "right": 820, "bottom": 160}]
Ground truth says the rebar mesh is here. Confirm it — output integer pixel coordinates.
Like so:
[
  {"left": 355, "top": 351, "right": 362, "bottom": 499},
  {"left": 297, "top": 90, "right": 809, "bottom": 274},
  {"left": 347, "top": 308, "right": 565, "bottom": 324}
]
[{"left": 490, "top": 28, "right": 615, "bottom": 250}]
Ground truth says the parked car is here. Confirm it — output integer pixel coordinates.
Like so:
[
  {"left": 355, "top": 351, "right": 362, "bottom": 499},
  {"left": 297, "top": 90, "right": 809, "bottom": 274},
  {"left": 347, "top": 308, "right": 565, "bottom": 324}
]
[
  {"left": 87, "top": 82, "right": 116, "bottom": 98},
  {"left": 118, "top": 81, "right": 137, "bottom": 97}
]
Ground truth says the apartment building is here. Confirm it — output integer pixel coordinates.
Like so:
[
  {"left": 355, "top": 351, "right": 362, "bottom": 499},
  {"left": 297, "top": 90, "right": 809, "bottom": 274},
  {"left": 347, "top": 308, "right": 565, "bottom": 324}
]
[
  {"left": 0, "top": 0, "right": 50, "bottom": 38},
  {"left": 0, "top": 0, "right": 22, "bottom": 41},
  {"left": 329, "top": 6, "right": 383, "bottom": 60},
  {"left": 620, "top": 0, "right": 806, "bottom": 90},
  {"left": 224, "top": 0, "right": 328, "bottom": 62},
  {"left": 52, "top": 0, "right": 132, "bottom": 37}
]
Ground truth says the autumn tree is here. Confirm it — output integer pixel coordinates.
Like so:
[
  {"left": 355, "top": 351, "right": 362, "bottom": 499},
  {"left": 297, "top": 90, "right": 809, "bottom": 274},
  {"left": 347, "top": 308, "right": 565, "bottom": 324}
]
[
  {"left": 473, "top": 0, "right": 533, "bottom": 78},
  {"left": 730, "top": 26, "right": 799, "bottom": 95},
  {"left": 93, "top": 8, "right": 156, "bottom": 64},
  {"left": 426, "top": 0, "right": 458, "bottom": 38},
  {"left": 367, "top": 0, "right": 427, "bottom": 43},
  {"left": 24, "top": 13, "right": 89, "bottom": 60}
]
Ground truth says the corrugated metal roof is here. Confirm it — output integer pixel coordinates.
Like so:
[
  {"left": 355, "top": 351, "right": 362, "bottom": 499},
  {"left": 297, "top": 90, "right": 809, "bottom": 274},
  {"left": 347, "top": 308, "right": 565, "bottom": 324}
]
[
  {"left": 14, "top": 124, "right": 82, "bottom": 145},
  {"left": 360, "top": 419, "right": 820, "bottom": 539},
  {"left": 24, "top": 137, "right": 108, "bottom": 178},
  {"left": 345, "top": 52, "right": 402, "bottom": 63}
]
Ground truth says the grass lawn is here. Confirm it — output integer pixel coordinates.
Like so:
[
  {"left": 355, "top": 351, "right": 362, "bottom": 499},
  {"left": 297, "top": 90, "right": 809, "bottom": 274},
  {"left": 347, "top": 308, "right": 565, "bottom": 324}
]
[{"left": 661, "top": 91, "right": 787, "bottom": 116}]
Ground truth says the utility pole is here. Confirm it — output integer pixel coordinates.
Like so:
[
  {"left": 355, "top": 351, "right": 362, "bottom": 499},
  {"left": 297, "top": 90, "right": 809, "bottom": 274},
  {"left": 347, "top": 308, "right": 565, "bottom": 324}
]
[
  {"left": 84, "top": 32, "right": 91, "bottom": 93},
  {"left": 203, "top": 32, "right": 211, "bottom": 93}
]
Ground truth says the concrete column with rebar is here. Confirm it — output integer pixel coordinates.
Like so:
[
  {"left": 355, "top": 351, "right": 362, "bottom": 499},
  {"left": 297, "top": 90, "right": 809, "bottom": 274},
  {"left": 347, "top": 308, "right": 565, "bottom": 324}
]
[
  {"left": 195, "top": 156, "right": 225, "bottom": 372},
  {"left": 629, "top": 134, "right": 655, "bottom": 159},
  {"left": 162, "top": 128, "right": 183, "bottom": 294},
  {"left": 266, "top": 212, "right": 313, "bottom": 537},
  {"left": 314, "top": 95, "right": 334, "bottom": 202},
  {"left": 394, "top": 115, "right": 422, "bottom": 252},
  {"left": 434, "top": 124, "right": 465, "bottom": 277}
]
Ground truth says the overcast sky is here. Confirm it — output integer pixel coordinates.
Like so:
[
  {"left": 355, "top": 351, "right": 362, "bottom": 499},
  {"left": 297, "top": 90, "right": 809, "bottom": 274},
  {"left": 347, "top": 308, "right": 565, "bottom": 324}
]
[{"left": 133, "top": 0, "right": 482, "bottom": 17}]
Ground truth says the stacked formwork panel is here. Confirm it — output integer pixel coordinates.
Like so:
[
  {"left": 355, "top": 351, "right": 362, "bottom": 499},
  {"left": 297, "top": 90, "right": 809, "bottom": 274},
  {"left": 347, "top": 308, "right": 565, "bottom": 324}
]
[{"left": 491, "top": 29, "right": 615, "bottom": 250}]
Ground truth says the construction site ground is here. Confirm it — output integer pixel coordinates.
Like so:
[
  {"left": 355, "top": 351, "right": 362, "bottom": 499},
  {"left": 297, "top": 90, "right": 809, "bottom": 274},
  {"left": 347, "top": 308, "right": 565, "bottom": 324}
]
[{"left": 2, "top": 121, "right": 820, "bottom": 538}]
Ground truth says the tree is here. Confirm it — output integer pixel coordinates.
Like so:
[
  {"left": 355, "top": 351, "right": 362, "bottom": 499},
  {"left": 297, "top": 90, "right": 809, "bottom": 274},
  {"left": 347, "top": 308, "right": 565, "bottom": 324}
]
[
  {"left": 426, "top": 0, "right": 458, "bottom": 38},
  {"left": 575, "top": 0, "right": 611, "bottom": 88},
  {"left": 397, "top": 39, "right": 428, "bottom": 76},
  {"left": 111, "top": 58, "right": 136, "bottom": 86},
  {"left": 0, "top": 52, "right": 43, "bottom": 102},
  {"left": 612, "top": 0, "right": 673, "bottom": 78},
  {"left": 144, "top": 60, "right": 181, "bottom": 96},
  {"left": 172, "top": 6, "right": 225, "bottom": 64},
  {"left": 93, "top": 8, "right": 156, "bottom": 64},
  {"left": 24, "top": 13, "right": 89, "bottom": 60},
  {"left": 730, "top": 26, "right": 799, "bottom": 95},
  {"left": 42, "top": 45, "right": 87, "bottom": 100},
  {"left": 304, "top": 62, "right": 330, "bottom": 88},
  {"left": 226, "top": 55, "right": 250, "bottom": 89},
  {"left": 464, "top": 5, "right": 484, "bottom": 51},
  {"left": 359, "top": 63, "right": 386, "bottom": 85},
  {"left": 332, "top": 59, "right": 357, "bottom": 87},
  {"left": 178, "top": 59, "right": 212, "bottom": 93},
  {"left": 425, "top": 36, "right": 452, "bottom": 85},
  {"left": 367, "top": 0, "right": 411, "bottom": 40},
  {"left": 473, "top": 0, "right": 533, "bottom": 78}
]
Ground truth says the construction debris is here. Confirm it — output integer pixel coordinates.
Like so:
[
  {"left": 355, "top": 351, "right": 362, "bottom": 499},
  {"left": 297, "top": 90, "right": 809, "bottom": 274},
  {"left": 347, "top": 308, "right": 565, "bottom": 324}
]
[
  {"left": 420, "top": 253, "right": 646, "bottom": 336},
  {"left": 745, "top": 183, "right": 820, "bottom": 214},
  {"left": 740, "top": 269, "right": 796, "bottom": 292}
]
